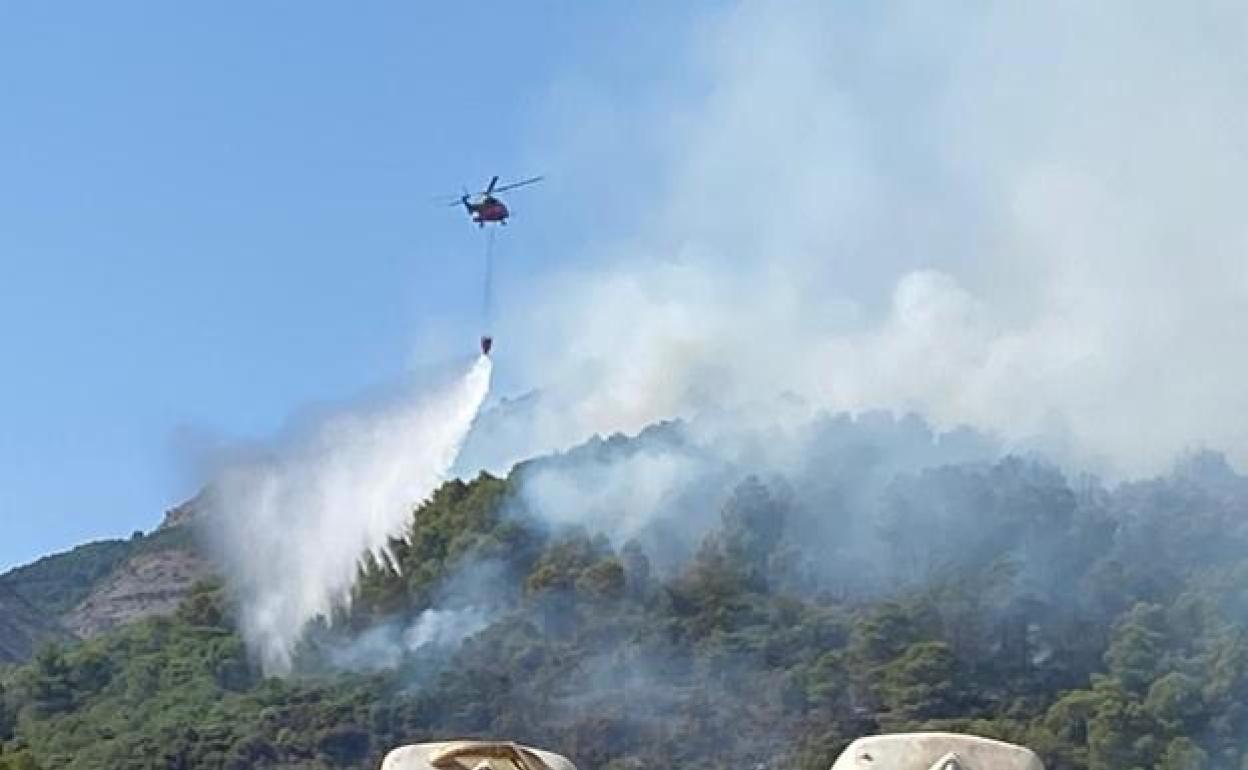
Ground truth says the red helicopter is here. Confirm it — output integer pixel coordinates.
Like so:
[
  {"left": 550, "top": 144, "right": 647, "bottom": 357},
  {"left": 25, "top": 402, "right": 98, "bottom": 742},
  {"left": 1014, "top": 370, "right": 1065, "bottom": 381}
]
[
  {"left": 445, "top": 175, "right": 543, "bottom": 227},
  {"left": 438, "top": 175, "right": 542, "bottom": 357}
]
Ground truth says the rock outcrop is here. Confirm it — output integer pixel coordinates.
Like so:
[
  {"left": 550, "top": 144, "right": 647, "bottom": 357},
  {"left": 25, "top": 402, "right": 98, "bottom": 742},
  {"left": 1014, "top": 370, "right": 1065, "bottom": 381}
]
[{"left": 61, "top": 546, "right": 213, "bottom": 639}]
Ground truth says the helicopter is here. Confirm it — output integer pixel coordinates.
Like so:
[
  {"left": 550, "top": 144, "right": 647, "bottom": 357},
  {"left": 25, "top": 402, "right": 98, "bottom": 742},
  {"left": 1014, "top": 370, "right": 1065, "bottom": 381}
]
[{"left": 444, "top": 175, "right": 543, "bottom": 227}]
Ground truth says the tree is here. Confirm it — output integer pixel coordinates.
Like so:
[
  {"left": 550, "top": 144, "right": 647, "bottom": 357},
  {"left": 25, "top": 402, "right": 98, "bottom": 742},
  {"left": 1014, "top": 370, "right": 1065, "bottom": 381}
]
[
  {"left": 1156, "top": 737, "right": 1207, "bottom": 770},
  {"left": 0, "top": 751, "right": 44, "bottom": 770},
  {"left": 1144, "top": 673, "right": 1204, "bottom": 734},
  {"left": 849, "top": 602, "right": 930, "bottom": 668},
  {"left": 1105, "top": 603, "right": 1168, "bottom": 695},
  {"left": 878, "top": 641, "right": 961, "bottom": 722},
  {"left": 0, "top": 682, "right": 12, "bottom": 740},
  {"left": 24, "top": 644, "right": 74, "bottom": 716},
  {"left": 576, "top": 559, "right": 626, "bottom": 600},
  {"left": 621, "top": 539, "right": 653, "bottom": 599},
  {"left": 1085, "top": 677, "right": 1158, "bottom": 770},
  {"left": 720, "top": 477, "right": 789, "bottom": 589},
  {"left": 175, "top": 580, "right": 227, "bottom": 628}
]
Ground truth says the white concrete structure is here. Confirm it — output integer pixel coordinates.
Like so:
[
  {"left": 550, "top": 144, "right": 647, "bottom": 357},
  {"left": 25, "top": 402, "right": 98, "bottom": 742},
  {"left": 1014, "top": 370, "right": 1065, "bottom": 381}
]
[
  {"left": 380, "top": 741, "right": 578, "bottom": 770},
  {"left": 830, "top": 733, "right": 1044, "bottom": 770}
]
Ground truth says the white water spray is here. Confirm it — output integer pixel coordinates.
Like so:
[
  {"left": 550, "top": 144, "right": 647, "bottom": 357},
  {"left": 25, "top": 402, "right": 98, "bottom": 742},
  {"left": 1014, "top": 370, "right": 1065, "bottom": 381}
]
[{"left": 204, "top": 355, "right": 493, "bottom": 674}]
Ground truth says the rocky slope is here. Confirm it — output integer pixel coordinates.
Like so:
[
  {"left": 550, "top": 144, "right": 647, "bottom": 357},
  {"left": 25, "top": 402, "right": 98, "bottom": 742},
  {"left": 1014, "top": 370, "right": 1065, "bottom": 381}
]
[
  {"left": 0, "top": 501, "right": 215, "bottom": 656},
  {"left": 0, "top": 539, "right": 135, "bottom": 617},
  {"left": 61, "top": 546, "right": 213, "bottom": 638}
]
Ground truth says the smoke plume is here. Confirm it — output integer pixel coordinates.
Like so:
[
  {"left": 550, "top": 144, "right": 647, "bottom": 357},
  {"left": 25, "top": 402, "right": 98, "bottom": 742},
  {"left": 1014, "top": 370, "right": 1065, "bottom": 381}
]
[
  {"left": 203, "top": 0, "right": 1247, "bottom": 677},
  {"left": 202, "top": 355, "right": 492, "bottom": 673},
  {"left": 482, "top": 0, "right": 1248, "bottom": 480},
  {"left": 324, "top": 557, "right": 515, "bottom": 674}
]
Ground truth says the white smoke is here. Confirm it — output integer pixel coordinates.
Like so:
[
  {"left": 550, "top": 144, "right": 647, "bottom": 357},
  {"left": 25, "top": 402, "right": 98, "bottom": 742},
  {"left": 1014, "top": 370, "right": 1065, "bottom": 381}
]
[
  {"left": 485, "top": 0, "right": 1248, "bottom": 479},
  {"left": 404, "top": 606, "right": 492, "bottom": 650},
  {"left": 204, "top": 355, "right": 492, "bottom": 674},
  {"left": 326, "top": 607, "right": 493, "bottom": 673},
  {"left": 194, "top": 0, "right": 1247, "bottom": 675},
  {"left": 324, "top": 556, "right": 512, "bottom": 673}
]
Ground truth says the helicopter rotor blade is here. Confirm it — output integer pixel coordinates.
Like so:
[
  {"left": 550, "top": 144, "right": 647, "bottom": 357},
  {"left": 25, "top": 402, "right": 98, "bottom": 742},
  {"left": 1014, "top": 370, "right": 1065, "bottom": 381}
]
[
  {"left": 434, "top": 177, "right": 541, "bottom": 208},
  {"left": 432, "top": 185, "right": 481, "bottom": 207},
  {"left": 491, "top": 175, "right": 544, "bottom": 194},
  {"left": 431, "top": 194, "right": 468, "bottom": 207}
]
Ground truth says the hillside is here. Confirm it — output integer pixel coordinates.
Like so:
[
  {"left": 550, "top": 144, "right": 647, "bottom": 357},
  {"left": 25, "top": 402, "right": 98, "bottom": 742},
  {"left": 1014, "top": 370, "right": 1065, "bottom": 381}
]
[
  {"left": 0, "top": 509, "right": 212, "bottom": 663},
  {"left": 61, "top": 547, "right": 213, "bottom": 639},
  {"left": 0, "top": 586, "right": 71, "bottom": 665},
  {"left": 0, "top": 540, "right": 135, "bottom": 619},
  {"left": 2, "top": 416, "right": 1248, "bottom": 770}
]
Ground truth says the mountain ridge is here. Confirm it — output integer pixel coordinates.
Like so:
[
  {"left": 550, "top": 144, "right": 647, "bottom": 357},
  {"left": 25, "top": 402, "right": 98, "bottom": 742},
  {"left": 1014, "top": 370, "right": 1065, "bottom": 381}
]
[
  {"left": 3, "top": 418, "right": 1247, "bottom": 770},
  {"left": 0, "top": 507, "right": 212, "bottom": 663}
]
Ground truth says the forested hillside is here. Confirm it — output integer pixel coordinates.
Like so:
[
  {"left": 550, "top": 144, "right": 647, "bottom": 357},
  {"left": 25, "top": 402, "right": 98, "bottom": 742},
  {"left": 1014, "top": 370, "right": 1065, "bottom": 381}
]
[
  {"left": 3, "top": 418, "right": 1247, "bottom": 770},
  {"left": 0, "top": 540, "right": 136, "bottom": 619},
  {"left": 0, "top": 587, "right": 70, "bottom": 665},
  {"left": 0, "top": 517, "right": 210, "bottom": 667}
]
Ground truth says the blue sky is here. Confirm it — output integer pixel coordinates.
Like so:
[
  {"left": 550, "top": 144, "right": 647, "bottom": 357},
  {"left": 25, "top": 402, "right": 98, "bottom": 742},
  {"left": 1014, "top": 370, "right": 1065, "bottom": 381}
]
[
  {"left": 5, "top": 2, "right": 1247, "bottom": 571},
  {"left": 0, "top": 2, "right": 710, "bottom": 569}
]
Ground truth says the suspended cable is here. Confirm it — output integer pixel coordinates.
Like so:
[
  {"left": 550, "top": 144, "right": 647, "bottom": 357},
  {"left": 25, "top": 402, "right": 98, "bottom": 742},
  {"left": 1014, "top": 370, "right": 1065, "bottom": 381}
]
[{"left": 479, "top": 227, "right": 497, "bottom": 356}]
